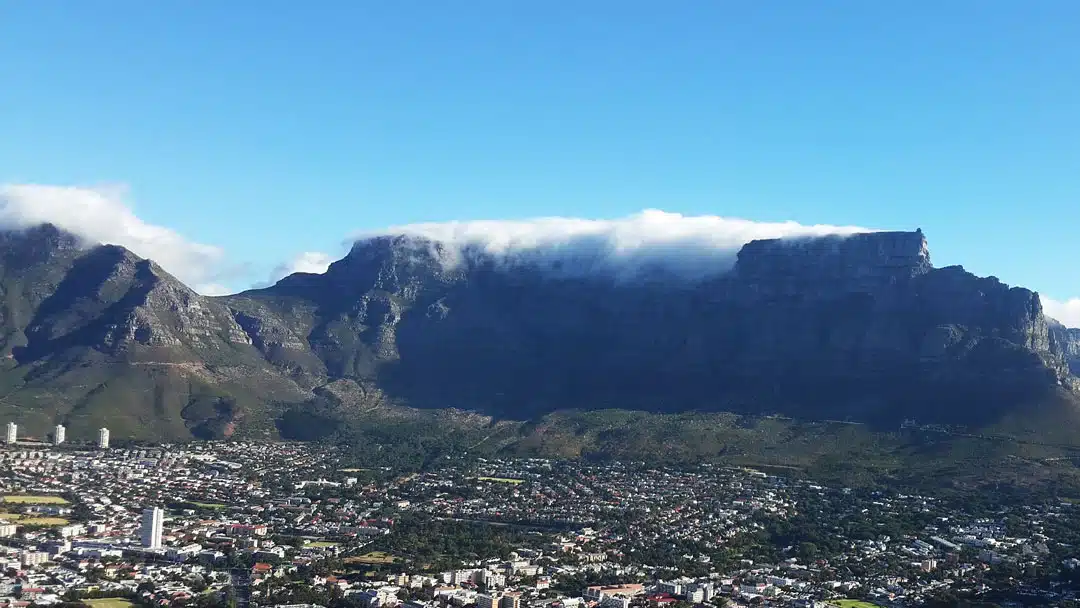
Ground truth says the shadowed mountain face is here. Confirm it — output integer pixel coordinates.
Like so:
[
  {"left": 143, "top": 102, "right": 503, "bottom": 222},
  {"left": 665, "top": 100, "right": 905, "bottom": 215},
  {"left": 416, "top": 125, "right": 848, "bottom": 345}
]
[
  {"left": 228, "top": 230, "right": 1078, "bottom": 428},
  {"left": 0, "top": 224, "right": 1077, "bottom": 441}
]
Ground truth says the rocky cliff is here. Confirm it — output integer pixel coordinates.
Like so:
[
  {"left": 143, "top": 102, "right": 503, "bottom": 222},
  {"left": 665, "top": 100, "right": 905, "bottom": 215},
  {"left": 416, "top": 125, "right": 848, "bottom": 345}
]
[
  {"left": 0, "top": 224, "right": 1076, "bottom": 440},
  {"left": 227, "top": 228, "right": 1076, "bottom": 429},
  {"left": 0, "top": 226, "right": 309, "bottom": 440},
  {"left": 1051, "top": 321, "right": 1080, "bottom": 375},
  {"left": 733, "top": 230, "right": 932, "bottom": 296}
]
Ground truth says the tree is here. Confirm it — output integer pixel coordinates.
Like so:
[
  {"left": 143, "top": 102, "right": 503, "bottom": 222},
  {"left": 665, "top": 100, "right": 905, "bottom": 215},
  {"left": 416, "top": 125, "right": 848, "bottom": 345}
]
[
  {"left": 797, "top": 542, "right": 819, "bottom": 561},
  {"left": 223, "top": 586, "right": 238, "bottom": 608}
]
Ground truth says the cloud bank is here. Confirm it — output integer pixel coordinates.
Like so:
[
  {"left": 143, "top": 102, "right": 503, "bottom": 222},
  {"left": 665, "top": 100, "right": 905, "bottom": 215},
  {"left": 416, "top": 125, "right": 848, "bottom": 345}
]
[
  {"left": 361, "top": 209, "right": 875, "bottom": 280},
  {"left": 1045, "top": 297, "right": 1080, "bottom": 329},
  {"left": 0, "top": 184, "right": 229, "bottom": 294}
]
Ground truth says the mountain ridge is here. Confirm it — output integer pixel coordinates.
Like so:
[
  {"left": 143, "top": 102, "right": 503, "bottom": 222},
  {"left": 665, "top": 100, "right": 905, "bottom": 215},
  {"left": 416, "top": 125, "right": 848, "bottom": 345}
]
[
  {"left": 228, "top": 227, "right": 1078, "bottom": 425},
  {"left": 0, "top": 222, "right": 1077, "bottom": 444}
]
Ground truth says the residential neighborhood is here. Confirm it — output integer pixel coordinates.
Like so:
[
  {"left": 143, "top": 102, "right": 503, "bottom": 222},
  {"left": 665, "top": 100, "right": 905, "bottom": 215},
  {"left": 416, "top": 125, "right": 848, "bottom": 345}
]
[{"left": 1, "top": 441, "right": 1079, "bottom": 608}]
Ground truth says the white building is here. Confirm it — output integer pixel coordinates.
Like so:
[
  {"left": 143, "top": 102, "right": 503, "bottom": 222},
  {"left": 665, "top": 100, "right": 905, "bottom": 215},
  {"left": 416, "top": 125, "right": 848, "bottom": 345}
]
[
  {"left": 21, "top": 551, "right": 50, "bottom": 566},
  {"left": 98, "top": 427, "right": 110, "bottom": 449},
  {"left": 53, "top": 425, "right": 66, "bottom": 446},
  {"left": 5, "top": 422, "right": 16, "bottom": 444},
  {"left": 59, "top": 523, "right": 86, "bottom": 538},
  {"left": 141, "top": 507, "right": 164, "bottom": 549},
  {"left": 481, "top": 570, "right": 506, "bottom": 589},
  {"left": 167, "top": 543, "right": 204, "bottom": 562},
  {"left": 599, "top": 598, "right": 630, "bottom": 608},
  {"left": 0, "top": 524, "right": 16, "bottom": 538}
]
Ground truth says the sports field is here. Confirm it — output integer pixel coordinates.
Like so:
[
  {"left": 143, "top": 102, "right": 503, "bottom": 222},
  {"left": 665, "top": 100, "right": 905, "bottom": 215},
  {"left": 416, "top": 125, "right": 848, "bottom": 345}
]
[
  {"left": 1, "top": 495, "right": 69, "bottom": 504},
  {"left": 85, "top": 599, "right": 136, "bottom": 608},
  {"left": 832, "top": 600, "right": 884, "bottom": 608},
  {"left": 0, "top": 512, "right": 69, "bottom": 525},
  {"left": 476, "top": 476, "right": 525, "bottom": 484},
  {"left": 345, "top": 551, "right": 396, "bottom": 565},
  {"left": 20, "top": 517, "right": 69, "bottom": 526}
]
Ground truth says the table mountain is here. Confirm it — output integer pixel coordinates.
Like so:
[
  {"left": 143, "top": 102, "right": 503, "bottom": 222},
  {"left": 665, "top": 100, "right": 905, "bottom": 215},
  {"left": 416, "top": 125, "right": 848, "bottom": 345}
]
[
  {"left": 229, "top": 229, "right": 1078, "bottom": 429},
  {"left": 0, "top": 223, "right": 1077, "bottom": 441}
]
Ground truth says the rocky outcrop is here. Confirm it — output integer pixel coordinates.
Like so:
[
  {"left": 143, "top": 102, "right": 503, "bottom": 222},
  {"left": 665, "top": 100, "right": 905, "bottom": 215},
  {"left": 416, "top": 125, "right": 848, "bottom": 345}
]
[
  {"left": 734, "top": 230, "right": 932, "bottom": 296},
  {"left": 1051, "top": 321, "right": 1080, "bottom": 375},
  {"left": 15, "top": 244, "right": 258, "bottom": 360}
]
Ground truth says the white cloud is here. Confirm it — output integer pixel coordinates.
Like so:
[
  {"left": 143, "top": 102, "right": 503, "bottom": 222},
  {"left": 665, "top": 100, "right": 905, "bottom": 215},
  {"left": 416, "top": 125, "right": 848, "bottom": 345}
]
[
  {"left": 255, "top": 251, "right": 335, "bottom": 288},
  {"left": 1044, "top": 297, "right": 1080, "bottom": 329},
  {"left": 362, "top": 209, "right": 875, "bottom": 280},
  {"left": 10, "top": 186, "right": 1069, "bottom": 320},
  {"left": 280, "top": 251, "right": 334, "bottom": 276},
  {"left": 196, "top": 283, "right": 233, "bottom": 297},
  {"left": 0, "top": 183, "right": 228, "bottom": 294}
]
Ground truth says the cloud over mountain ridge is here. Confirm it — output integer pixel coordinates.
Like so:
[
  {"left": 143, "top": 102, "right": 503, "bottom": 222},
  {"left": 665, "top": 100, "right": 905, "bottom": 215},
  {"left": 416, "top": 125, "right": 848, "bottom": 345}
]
[
  {"left": 2, "top": 182, "right": 1076, "bottom": 328},
  {"left": 0, "top": 184, "right": 230, "bottom": 294},
  {"left": 360, "top": 209, "right": 875, "bottom": 280}
]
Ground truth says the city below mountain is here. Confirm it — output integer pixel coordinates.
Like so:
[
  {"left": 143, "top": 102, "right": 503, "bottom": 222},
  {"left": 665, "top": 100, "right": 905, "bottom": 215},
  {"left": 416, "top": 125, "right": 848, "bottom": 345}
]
[{"left": 1, "top": 223, "right": 1079, "bottom": 450}]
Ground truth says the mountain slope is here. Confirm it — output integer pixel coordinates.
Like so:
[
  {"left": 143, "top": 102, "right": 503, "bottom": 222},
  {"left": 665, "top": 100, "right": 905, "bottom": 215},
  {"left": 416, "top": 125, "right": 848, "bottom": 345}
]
[
  {"left": 0, "top": 223, "right": 1077, "bottom": 445},
  {"left": 0, "top": 224, "right": 84, "bottom": 357},
  {"left": 0, "top": 225, "right": 310, "bottom": 440}
]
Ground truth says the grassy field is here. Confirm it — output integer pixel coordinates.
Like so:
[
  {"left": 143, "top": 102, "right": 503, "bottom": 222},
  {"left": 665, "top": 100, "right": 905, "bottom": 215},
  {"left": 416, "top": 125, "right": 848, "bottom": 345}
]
[
  {"left": 190, "top": 501, "right": 227, "bottom": 509},
  {"left": 476, "top": 476, "right": 525, "bottom": 485},
  {"left": 832, "top": 600, "right": 884, "bottom": 608},
  {"left": 1, "top": 495, "right": 69, "bottom": 504},
  {"left": 345, "top": 551, "right": 396, "bottom": 565},
  {"left": 306, "top": 540, "right": 338, "bottom": 548},
  {"left": 19, "top": 517, "right": 69, "bottom": 526},
  {"left": 0, "top": 512, "right": 69, "bottom": 525},
  {"left": 85, "top": 599, "right": 136, "bottom": 608}
]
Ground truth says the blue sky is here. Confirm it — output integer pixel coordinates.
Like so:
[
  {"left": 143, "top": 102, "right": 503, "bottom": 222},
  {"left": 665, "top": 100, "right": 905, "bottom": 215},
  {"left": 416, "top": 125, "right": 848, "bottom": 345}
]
[{"left": 1, "top": 2, "right": 1078, "bottom": 319}]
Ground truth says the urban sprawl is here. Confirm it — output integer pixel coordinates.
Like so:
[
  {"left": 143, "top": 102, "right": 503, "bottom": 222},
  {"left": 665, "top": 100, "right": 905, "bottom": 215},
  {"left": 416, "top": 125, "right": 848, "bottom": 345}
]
[{"left": 1, "top": 424, "right": 1079, "bottom": 608}]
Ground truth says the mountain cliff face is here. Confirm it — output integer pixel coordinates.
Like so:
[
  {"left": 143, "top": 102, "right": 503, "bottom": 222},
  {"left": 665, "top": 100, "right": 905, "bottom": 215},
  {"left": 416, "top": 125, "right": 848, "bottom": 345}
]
[
  {"left": 228, "top": 228, "right": 1077, "bottom": 428},
  {"left": 0, "top": 223, "right": 1076, "bottom": 440},
  {"left": 1051, "top": 322, "right": 1080, "bottom": 375},
  {"left": 0, "top": 226, "right": 309, "bottom": 440}
]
